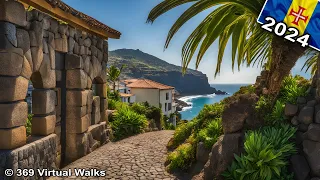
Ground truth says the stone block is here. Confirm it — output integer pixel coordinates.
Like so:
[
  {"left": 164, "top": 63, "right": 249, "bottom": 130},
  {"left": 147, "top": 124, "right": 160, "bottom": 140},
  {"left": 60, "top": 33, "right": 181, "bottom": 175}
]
[
  {"left": 66, "top": 90, "right": 88, "bottom": 106},
  {"left": 0, "top": 126, "right": 26, "bottom": 150},
  {"left": 87, "top": 90, "right": 93, "bottom": 113},
  {"left": 100, "top": 98, "right": 108, "bottom": 112},
  {"left": 43, "top": 39, "right": 49, "bottom": 54},
  {"left": 91, "top": 46, "right": 98, "bottom": 57},
  {"left": 29, "top": 21, "right": 43, "bottom": 47},
  {"left": 48, "top": 31, "right": 55, "bottom": 49},
  {"left": 97, "top": 38, "right": 103, "bottom": 50},
  {"left": 65, "top": 133, "right": 89, "bottom": 163},
  {"left": 21, "top": 56, "right": 32, "bottom": 79},
  {"left": 307, "top": 124, "right": 320, "bottom": 142},
  {"left": 92, "top": 96, "right": 100, "bottom": 108},
  {"left": 80, "top": 45, "right": 86, "bottom": 55},
  {"left": 69, "top": 27, "right": 76, "bottom": 38},
  {"left": 103, "top": 52, "right": 108, "bottom": 63},
  {"left": 303, "top": 140, "right": 320, "bottom": 176},
  {"left": 31, "top": 46, "right": 43, "bottom": 72},
  {"left": 284, "top": 103, "right": 298, "bottom": 117},
  {"left": 87, "top": 77, "right": 92, "bottom": 89},
  {"left": 0, "top": 101, "right": 27, "bottom": 128},
  {"left": 88, "top": 123, "right": 104, "bottom": 142},
  {"left": 0, "top": 76, "right": 28, "bottom": 103},
  {"left": 91, "top": 56, "right": 102, "bottom": 78},
  {"left": 290, "top": 155, "right": 310, "bottom": 180},
  {"left": 0, "top": 0, "right": 27, "bottom": 27},
  {"left": 97, "top": 49, "right": 103, "bottom": 61},
  {"left": 0, "top": 48, "right": 24, "bottom": 76},
  {"left": 299, "top": 107, "right": 314, "bottom": 125},
  {"left": 0, "top": 33, "right": 15, "bottom": 49},
  {"left": 55, "top": 35, "right": 68, "bottom": 52},
  {"left": 68, "top": 37, "right": 75, "bottom": 53},
  {"left": 101, "top": 110, "right": 109, "bottom": 123},
  {"left": 0, "top": 22, "right": 17, "bottom": 47},
  {"left": 84, "top": 38, "right": 92, "bottom": 47},
  {"left": 66, "top": 115, "right": 90, "bottom": 134},
  {"left": 74, "top": 42, "right": 80, "bottom": 54},
  {"left": 32, "top": 90, "right": 56, "bottom": 115},
  {"left": 91, "top": 112, "right": 101, "bottom": 125},
  {"left": 95, "top": 84, "right": 107, "bottom": 98},
  {"left": 31, "top": 115, "right": 56, "bottom": 136},
  {"left": 58, "top": 24, "right": 68, "bottom": 35},
  {"left": 42, "top": 18, "right": 51, "bottom": 30},
  {"left": 83, "top": 56, "right": 91, "bottom": 74},
  {"left": 32, "top": 53, "right": 56, "bottom": 88},
  {"left": 50, "top": 19, "right": 59, "bottom": 33},
  {"left": 66, "top": 69, "right": 88, "bottom": 89},
  {"left": 65, "top": 54, "right": 83, "bottom": 70},
  {"left": 66, "top": 106, "right": 87, "bottom": 119}
]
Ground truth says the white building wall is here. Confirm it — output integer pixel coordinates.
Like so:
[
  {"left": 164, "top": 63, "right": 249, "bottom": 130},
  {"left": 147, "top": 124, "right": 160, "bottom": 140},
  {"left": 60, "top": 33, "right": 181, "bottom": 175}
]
[
  {"left": 130, "top": 88, "right": 160, "bottom": 107},
  {"left": 159, "top": 89, "right": 174, "bottom": 116}
]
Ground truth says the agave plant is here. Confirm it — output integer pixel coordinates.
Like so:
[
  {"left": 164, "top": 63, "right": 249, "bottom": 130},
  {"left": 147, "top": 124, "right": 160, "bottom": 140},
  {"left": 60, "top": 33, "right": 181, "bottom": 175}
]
[
  {"left": 222, "top": 125, "right": 296, "bottom": 180},
  {"left": 147, "top": 0, "right": 307, "bottom": 95}
]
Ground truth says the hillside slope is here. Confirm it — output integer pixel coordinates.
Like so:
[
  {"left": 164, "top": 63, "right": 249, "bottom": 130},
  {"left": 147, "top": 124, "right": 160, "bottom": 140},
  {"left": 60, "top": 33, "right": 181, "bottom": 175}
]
[{"left": 108, "top": 49, "right": 226, "bottom": 96}]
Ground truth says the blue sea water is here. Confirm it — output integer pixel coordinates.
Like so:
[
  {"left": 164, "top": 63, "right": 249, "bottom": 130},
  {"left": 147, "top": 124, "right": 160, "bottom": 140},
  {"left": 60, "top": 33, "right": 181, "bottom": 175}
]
[{"left": 179, "top": 84, "right": 250, "bottom": 120}]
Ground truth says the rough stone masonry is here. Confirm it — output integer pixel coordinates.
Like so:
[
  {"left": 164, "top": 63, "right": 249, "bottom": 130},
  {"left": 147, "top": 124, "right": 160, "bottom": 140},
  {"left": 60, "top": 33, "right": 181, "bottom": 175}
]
[{"left": 0, "top": 0, "right": 118, "bottom": 179}]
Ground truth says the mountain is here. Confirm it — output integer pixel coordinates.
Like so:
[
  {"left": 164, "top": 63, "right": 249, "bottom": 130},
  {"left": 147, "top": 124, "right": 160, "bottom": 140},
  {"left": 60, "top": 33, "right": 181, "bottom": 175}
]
[{"left": 108, "top": 49, "right": 227, "bottom": 96}]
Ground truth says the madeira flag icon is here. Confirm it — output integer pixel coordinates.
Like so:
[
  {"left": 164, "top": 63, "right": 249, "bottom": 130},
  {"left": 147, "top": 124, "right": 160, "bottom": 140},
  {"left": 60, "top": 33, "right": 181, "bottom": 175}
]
[{"left": 258, "top": 0, "right": 320, "bottom": 51}]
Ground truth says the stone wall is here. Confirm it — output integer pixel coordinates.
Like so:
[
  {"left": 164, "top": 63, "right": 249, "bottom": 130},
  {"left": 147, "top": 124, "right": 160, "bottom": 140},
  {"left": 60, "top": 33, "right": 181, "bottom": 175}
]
[
  {"left": 0, "top": 0, "right": 111, "bottom": 177},
  {"left": 0, "top": 134, "right": 57, "bottom": 180},
  {"left": 285, "top": 78, "right": 320, "bottom": 180}
]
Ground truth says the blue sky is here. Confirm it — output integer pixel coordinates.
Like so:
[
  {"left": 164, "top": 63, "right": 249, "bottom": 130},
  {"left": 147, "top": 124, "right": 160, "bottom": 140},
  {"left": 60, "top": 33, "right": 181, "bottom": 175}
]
[{"left": 64, "top": 0, "right": 311, "bottom": 84}]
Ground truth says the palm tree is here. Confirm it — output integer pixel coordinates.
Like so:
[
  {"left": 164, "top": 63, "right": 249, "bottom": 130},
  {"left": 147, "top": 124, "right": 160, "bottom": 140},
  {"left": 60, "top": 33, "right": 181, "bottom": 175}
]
[
  {"left": 107, "top": 65, "right": 125, "bottom": 92},
  {"left": 302, "top": 50, "right": 319, "bottom": 76},
  {"left": 147, "top": 0, "right": 306, "bottom": 96}
]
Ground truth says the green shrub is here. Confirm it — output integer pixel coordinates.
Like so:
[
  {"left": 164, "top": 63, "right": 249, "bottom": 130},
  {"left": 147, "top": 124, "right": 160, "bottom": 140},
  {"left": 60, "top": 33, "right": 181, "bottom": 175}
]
[
  {"left": 197, "top": 118, "right": 223, "bottom": 148},
  {"left": 194, "top": 103, "right": 224, "bottom": 132},
  {"left": 279, "top": 75, "right": 309, "bottom": 104},
  {"left": 223, "top": 125, "right": 296, "bottom": 180},
  {"left": 167, "top": 120, "right": 195, "bottom": 149},
  {"left": 26, "top": 114, "right": 33, "bottom": 136},
  {"left": 166, "top": 134, "right": 197, "bottom": 171},
  {"left": 111, "top": 107, "right": 148, "bottom": 140},
  {"left": 131, "top": 103, "right": 148, "bottom": 115},
  {"left": 265, "top": 100, "right": 286, "bottom": 125},
  {"left": 108, "top": 99, "right": 117, "bottom": 110}
]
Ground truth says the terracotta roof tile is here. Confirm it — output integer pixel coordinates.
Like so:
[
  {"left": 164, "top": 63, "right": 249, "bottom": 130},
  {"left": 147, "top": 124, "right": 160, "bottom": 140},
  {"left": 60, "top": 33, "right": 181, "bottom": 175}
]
[
  {"left": 45, "top": 0, "right": 121, "bottom": 37},
  {"left": 126, "top": 79, "right": 174, "bottom": 90}
]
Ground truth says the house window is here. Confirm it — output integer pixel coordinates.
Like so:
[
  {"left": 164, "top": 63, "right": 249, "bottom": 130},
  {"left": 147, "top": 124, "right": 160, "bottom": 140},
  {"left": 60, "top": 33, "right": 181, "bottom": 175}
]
[
  {"left": 166, "top": 92, "right": 169, "bottom": 100},
  {"left": 168, "top": 103, "right": 172, "bottom": 111},
  {"left": 165, "top": 103, "right": 167, "bottom": 111}
]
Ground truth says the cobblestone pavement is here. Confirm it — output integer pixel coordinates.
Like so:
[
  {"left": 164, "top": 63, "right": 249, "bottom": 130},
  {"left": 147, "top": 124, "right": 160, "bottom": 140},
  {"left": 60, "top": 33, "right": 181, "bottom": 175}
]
[{"left": 51, "top": 130, "right": 178, "bottom": 180}]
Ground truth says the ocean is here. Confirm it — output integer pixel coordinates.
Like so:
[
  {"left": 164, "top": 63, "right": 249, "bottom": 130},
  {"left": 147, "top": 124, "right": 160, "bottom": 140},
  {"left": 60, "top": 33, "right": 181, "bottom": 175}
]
[{"left": 179, "top": 84, "right": 250, "bottom": 120}]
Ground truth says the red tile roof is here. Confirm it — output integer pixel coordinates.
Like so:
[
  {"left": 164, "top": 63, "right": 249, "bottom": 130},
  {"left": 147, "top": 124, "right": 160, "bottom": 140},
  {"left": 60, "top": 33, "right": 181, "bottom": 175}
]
[
  {"left": 45, "top": 0, "right": 121, "bottom": 37},
  {"left": 126, "top": 79, "right": 174, "bottom": 90}
]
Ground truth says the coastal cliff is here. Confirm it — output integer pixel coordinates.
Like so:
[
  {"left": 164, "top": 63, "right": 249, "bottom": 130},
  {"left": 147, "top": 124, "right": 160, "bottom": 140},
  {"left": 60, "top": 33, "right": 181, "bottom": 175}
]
[{"left": 108, "top": 49, "right": 226, "bottom": 96}]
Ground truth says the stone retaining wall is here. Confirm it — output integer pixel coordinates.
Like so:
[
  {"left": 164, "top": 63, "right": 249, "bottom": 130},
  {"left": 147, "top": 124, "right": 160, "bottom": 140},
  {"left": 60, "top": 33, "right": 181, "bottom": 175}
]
[
  {"left": 0, "top": 134, "right": 57, "bottom": 180},
  {"left": 0, "top": 0, "right": 111, "bottom": 177},
  {"left": 285, "top": 80, "right": 320, "bottom": 180}
]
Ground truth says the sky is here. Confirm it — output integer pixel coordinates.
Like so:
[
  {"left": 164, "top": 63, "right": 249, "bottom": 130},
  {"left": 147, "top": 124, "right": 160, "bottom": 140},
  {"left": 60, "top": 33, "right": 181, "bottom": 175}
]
[{"left": 64, "top": 0, "right": 312, "bottom": 84}]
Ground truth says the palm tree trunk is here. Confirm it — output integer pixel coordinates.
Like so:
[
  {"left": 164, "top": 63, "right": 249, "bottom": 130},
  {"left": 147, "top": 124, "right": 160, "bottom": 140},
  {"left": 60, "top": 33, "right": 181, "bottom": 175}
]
[
  {"left": 265, "top": 37, "right": 306, "bottom": 96},
  {"left": 113, "top": 81, "right": 116, "bottom": 93}
]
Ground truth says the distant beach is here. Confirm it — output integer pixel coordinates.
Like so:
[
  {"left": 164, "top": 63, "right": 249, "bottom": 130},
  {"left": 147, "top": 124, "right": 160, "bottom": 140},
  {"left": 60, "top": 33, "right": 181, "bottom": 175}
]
[{"left": 179, "top": 84, "right": 250, "bottom": 120}]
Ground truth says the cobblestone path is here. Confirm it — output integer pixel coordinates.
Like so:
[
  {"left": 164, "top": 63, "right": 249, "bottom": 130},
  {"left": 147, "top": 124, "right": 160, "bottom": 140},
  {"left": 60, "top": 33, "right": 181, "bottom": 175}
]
[{"left": 52, "top": 130, "right": 178, "bottom": 180}]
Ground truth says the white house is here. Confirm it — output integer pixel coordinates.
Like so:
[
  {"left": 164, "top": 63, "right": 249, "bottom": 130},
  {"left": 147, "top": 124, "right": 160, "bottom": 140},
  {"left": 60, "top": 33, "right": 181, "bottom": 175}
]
[
  {"left": 109, "top": 81, "right": 136, "bottom": 103},
  {"left": 124, "top": 79, "right": 176, "bottom": 120}
]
